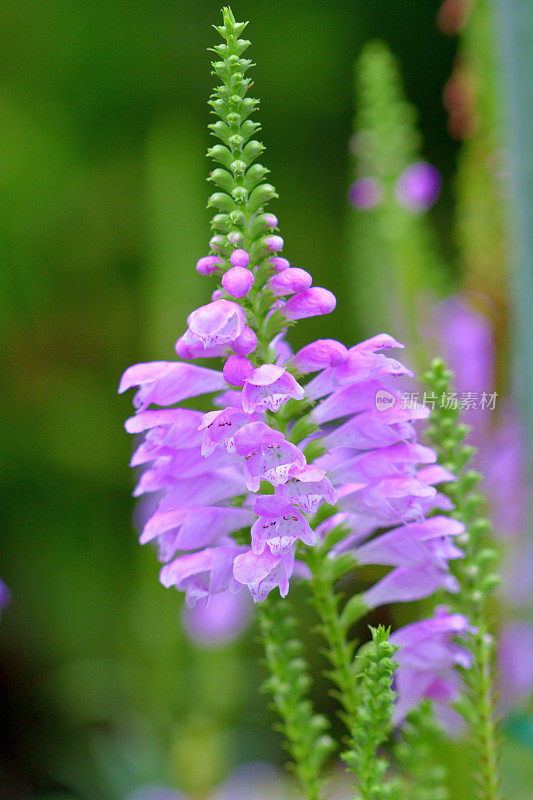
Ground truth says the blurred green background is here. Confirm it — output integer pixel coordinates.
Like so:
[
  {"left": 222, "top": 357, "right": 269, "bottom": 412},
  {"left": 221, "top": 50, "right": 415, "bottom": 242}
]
[{"left": 2, "top": 1, "right": 530, "bottom": 799}]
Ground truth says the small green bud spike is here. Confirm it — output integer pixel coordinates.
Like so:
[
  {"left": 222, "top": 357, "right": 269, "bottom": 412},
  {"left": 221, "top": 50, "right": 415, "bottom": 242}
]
[
  {"left": 258, "top": 597, "right": 334, "bottom": 800},
  {"left": 343, "top": 626, "right": 401, "bottom": 800},
  {"left": 394, "top": 701, "right": 449, "bottom": 800},
  {"left": 424, "top": 360, "right": 502, "bottom": 800},
  {"left": 348, "top": 41, "right": 450, "bottom": 361},
  {"left": 304, "top": 531, "right": 364, "bottom": 734},
  {"left": 207, "top": 8, "right": 278, "bottom": 266}
]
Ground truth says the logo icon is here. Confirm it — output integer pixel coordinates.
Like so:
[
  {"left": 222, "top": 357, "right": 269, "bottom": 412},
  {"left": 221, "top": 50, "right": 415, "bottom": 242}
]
[{"left": 375, "top": 390, "right": 395, "bottom": 411}]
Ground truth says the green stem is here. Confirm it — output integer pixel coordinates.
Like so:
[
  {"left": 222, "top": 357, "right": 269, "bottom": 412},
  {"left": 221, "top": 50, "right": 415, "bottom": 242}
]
[
  {"left": 207, "top": 11, "right": 333, "bottom": 793},
  {"left": 307, "top": 543, "right": 361, "bottom": 728},
  {"left": 394, "top": 701, "right": 449, "bottom": 800},
  {"left": 343, "top": 627, "right": 400, "bottom": 800},
  {"left": 424, "top": 359, "right": 502, "bottom": 800},
  {"left": 258, "top": 596, "right": 333, "bottom": 800}
]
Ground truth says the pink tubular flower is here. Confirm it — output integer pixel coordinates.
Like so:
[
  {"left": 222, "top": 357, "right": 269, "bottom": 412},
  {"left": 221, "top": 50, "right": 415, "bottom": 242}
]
[
  {"left": 277, "top": 464, "right": 337, "bottom": 514},
  {"left": 233, "top": 421, "right": 306, "bottom": 492},
  {"left": 182, "top": 589, "right": 252, "bottom": 647},
  {"left": 282, "top": 288, "right": 337, "bottom": 320},
  {"left": 265, "top": 235, "right": 284, "bottom": 251},
  {"left": 233, "top": 548, "right": 295, "bottom": 602},
  {"left": 196, "top": 255, "right": 223, "bottom": 275},
  {"left": 231, "top": 326, "right": 258, "bottom": 355},
  {"left": 223, "top": 355, "right": 255, "bottom": 386},
  {"left": 268, "top": 268, "right": 312, "bottom": 297},
  {"left": 269, "top": 256, "right": 290, "bottom": 271},
  {"left": 230, "top": 248, "right": 250, "bottom": 268},
  {"left": 140, "top": 505, "right": 254, "bottom": 560},
  {"left": 251, "top": 495, "right": 317, "bottom": 556},
  {"left": 291, "top": 339, "right": 349, "bottom": 373},
  {"left": 264, "top": 213, "right": 278, "bottom": 228},
  {"left": 186, "top": 299, "right": 247, "bottom": 348},
  {"left": 119, "top": 362, "right": 225, "bottom": 410},
  {"left": 199, "top": 406, "right": 254, "bottom": 455},
  {"left": 241, "top": 364, "right": 305, "bottom": 413},
  {"left": 390, "top": 606, "right": 474, "bottom": 723},
  {"left": 222, "top": 266, "right": 254, "bottom": 298},
  {"left": 160, "top": 540, "right": 247, "bottom": 607}
]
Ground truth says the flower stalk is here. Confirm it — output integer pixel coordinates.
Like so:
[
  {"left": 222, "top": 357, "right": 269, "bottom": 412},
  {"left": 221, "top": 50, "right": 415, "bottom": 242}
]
[
  {"left": 424, "top": 358, "right": 502, "bottom": 800},
  {"left": 119, "top": 9, "right": 489, "bottom": 800},
  {"left": 259, "top": 597, "right": 334, "bottom": 800},
  {"left": 343, "top": 626, "right": 400, "bottom": 800}
]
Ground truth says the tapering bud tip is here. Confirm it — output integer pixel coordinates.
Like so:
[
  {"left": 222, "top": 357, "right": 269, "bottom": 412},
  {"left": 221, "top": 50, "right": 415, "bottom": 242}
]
[
  {"left": 223, "top": 355, "right": 255, "bottom": 386},
  {"left": 265, "top": 235, "right": 284, "bottom": 252},
  {"left": 283, "top": 288, "right": 337, "bottom": 321},
  {"left": 222, "top": 265, "right": 255, "bottom": 298},
  {"left": 269, "top": 256, "right": 290, "bottom": 272},
  {"left": 230, "top": 248, "right": 250, "bottom": 268},
  {"left": 196, "top": 255, "right": 223, "bottom": 275}
]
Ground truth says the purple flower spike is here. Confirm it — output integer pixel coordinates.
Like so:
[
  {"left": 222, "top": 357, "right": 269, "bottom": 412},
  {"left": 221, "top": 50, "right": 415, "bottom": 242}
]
[
  {"left": 119, "top": 361, "right": 225, "bottom": 410},
  {"left": 390, "top": 606, "right": 474, "bottom": 723},
  {"left": 278, "top": 464, "right": 337, "bottom": 514},
  {"left": 210, "top": 234, "right": 225, "bottom": 251},
  {"left": 364, "top": 564, "right": 459, "bottom": 610},
  {"left": 269, "top": 268, "right": 313, "bottom": 297},
  {"left": 395, "top": 162, "right": 442, "bottom": 211},
  {"left": 182, "top": 589, "right": 252, "bottom": 647},
  {"left": 292, "top": 339, "right": 349, "bottom": 373},
  {"left": 233, "top": 421, "right": 306, "bottom": 491},
  {"left": 200, "top": 406, "right": 255, "bottom": 455},
  {"left": 233, "top": 548, "right": 295, "bottom": 602},
  {"left": 242, "top": 364, "right": 304, "bottom": 413},
  {"left": 160, "top": 540, "right": 247, "bottom": 607},
  {"left": 232, "top": 326, "right": 257, "bottom": 355},
  {"left": 251, "top": 495, "right": 317, "bottom": 556},
  {"left": 283, "top": 288, "right": 337, "bottom": 321},
  {"left": 121, "top": 17, "right": 469, "bottom": 619},
  {"left": 264, "top": 213, "right": 278, "bottom": 228},
  {"left": 269, "top": 256, "right": 290, "bottom": 272},
  {"left": 349, "top": 177, "right": 381, "bottom": 209},
  {"left": 230, "top": 248, "right": 250, "bottom": 268},
  {"left": 196, "top": 255, "right": 223, "bottom": 275},
  {"left": 223, "top": 355, "right": 255, "bottom": 386},
  {"left": 187, "top": 299, "right": 246, "bottom": 348},
  {"left": 222, "top": 266, "right": 255, "bottom": 298},
  {"left": 265, "top": 235, "right": 284, "bottom": 252}
]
